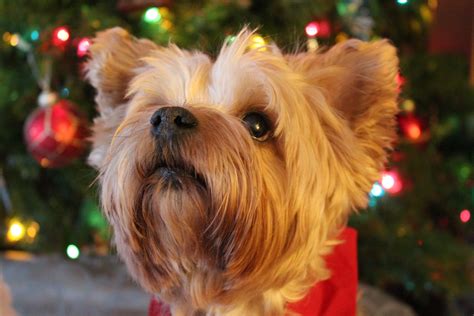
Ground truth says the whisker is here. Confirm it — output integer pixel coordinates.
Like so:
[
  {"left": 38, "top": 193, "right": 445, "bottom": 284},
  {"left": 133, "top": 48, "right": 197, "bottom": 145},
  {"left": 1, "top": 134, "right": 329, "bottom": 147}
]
[{"left": 89, "top": 174, "right": 100, "bottom": 188}]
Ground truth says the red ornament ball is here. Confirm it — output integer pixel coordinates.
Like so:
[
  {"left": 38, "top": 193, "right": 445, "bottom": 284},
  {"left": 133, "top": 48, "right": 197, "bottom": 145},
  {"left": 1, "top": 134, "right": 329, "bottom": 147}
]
[{"left": 24, "top": 100, "right": 88, "bottom": 168}]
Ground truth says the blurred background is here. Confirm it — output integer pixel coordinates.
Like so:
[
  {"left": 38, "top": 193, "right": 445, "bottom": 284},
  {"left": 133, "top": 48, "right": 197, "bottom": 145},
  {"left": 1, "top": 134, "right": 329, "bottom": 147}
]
[{"left": 0, "top": 0, "right": 473, "bottom": 315}]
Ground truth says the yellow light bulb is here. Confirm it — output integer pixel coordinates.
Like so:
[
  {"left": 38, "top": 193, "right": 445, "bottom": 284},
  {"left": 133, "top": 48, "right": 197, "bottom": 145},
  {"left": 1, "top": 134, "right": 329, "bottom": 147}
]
[
  {"left": 7, "top": 220, "right": 26, "bottom": 242},
  {"left": 336, "top": 32, "right": 348, "bottom": 43},
  {"left": 420, "top": 5, "right": 433, "bottom": 24},
  {"left": 27, "top": 222, "right": 40, "bottom": 239},
  {"left": 249, "top": 34, "right": 267, "bottom": 51},
  {"left": 159, "top": 7, "right": 170, "bottom": 18},
  {"left": 402, "top": 99, "right": 416, "bottom": 112},
  {"left": 3, "top": 32, "right": 11, "bottom": 43},
  {"left": 161, "top": 20, "right": 173, "bottom": 31},
  {"left": 9, "top": 34, "right": 19, "bottom": 47}
]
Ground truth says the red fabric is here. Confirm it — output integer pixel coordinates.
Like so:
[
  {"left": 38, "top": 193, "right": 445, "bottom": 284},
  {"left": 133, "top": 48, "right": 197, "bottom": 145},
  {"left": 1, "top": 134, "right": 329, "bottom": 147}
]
[
  {"left": 287, "top": 227, "right": 358, "bottom": 316},
  {"left": 149, "top": 298, "right": 171, "bottom": 316},
  {"left": 149, "top": 228, "right": 358, "bottom": 316}
]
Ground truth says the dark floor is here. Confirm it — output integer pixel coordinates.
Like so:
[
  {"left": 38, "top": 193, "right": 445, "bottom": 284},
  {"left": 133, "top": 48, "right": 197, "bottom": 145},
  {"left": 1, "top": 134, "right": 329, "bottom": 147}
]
[
  {"left": 1, "top": 252, "right": 149, "bottom": 316},
  {"left": 1, "top": 252, "right": 416, "bottom": 316}
]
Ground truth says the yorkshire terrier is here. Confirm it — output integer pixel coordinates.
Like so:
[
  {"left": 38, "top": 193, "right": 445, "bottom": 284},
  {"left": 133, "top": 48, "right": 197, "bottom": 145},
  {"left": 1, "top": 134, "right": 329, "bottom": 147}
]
[{"left": 86, "top": 27, "right": 398, "bottom": 315}]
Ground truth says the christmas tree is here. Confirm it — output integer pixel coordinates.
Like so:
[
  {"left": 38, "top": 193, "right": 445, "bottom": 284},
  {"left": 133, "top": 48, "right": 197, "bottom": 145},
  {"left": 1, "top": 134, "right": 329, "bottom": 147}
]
[{"left": 0, "top": 0, "right": 472, "bottom": 314}]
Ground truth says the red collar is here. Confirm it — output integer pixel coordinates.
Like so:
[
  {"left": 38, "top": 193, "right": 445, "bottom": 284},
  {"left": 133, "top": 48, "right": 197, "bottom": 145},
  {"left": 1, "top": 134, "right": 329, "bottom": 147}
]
[{"left": 149, "top": 228, "right": 357, "bottom": 316}]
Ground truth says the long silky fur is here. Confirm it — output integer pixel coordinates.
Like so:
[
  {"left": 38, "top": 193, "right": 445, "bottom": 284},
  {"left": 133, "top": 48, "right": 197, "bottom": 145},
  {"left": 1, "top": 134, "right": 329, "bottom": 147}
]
[{"left": 86, "top": 28, "right": 399, "bottom": 315}]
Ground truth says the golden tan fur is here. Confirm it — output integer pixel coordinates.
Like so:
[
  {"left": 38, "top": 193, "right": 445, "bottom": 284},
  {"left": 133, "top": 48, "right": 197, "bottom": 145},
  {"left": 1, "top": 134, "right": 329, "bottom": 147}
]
[{"left": 86, "top": 28, "right": 399, "bottom": 315}]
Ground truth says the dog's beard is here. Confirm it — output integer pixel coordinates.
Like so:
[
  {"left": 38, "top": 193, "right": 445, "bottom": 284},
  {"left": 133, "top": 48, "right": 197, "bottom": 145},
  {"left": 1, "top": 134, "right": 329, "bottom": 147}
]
[{"left": 99, "top": 106, "right": 299, "bottom": 311}]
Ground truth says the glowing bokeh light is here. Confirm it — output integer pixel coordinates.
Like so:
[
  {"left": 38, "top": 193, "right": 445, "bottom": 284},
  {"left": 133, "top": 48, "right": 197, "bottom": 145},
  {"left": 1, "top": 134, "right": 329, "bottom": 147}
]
[
  {"left": 7, "top": 220, "right": 25, "bottom": 242},
  {"left": 30, "top": 30, "right": 40, "bottom": 41},
  {"left": 400, "top": 115, "right": 422, "bottom": 141},
  {"left": 66, "top": 244, "right": 80, "bottom": 259},
  {"left": 161, "top": 19, "right": 173, "bottom": 31},
  {"left": 9, "top": 34, "right": 19, "bottom": 47},
  {"left": 249, "top": 34, "right": 266, "bottom": 50},
  {"left": 381, "top": 171, "right": 402, "bottom": 194},
  {"left": 381, "top": 174, "right": 395, "bottom": 190},
  {"left": 397, "top": 0, "right": 408, "bottom": 4},
  {"left": 56, "top": 28, "right": 69, "bottom": 41},
  {"left": 3, "top": 32, "right": 12, "bottom": 43},
  {"left": 336, "top": 32, "right": 348, "bottom": 43},
  {"left": 60, "top": 87, "right": 70, "bottom": 98},
  {"left": 26, "top": 222, "right": 40, "bottom": 239},
  {"left": 77, "top": 38, "right": 91, "bottom": 57},
  {"left": 159, "top": 7, "right": 170, "bottom": 17},
  {"left": 144, "top": 7, "right": 161, "bottom": 23},
  {"left": 225, "top": 35, "right": 236, "bottom": 44},
  {"left": 401, "top": 99, "right": 415, "bottom": 112},
  {"left": 459, "top": 165, "right": 470, "bottom": 180},
  {"left": 460, "top": 209, "right": 471, "bottom": 223},
  {"left": 305, "top": 22, "right": 319, "bottom": 37},
  {"left": 370, "top": 183, "right": 385, "bottom": 197},
  {"left": 419, "top": 5, "right": 433, "bottom": 23},
  {"left": 406, "top": 122, "right": 421, "bottom": 140},
  {"left": 52, "top": 26, "right": 70, "bottom": 47}
]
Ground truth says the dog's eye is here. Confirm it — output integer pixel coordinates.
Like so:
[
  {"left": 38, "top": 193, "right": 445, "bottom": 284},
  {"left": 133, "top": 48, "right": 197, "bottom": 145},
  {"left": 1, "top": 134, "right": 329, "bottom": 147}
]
[{"left": 242, "top": 112, "right": 271, "bottom": 141}]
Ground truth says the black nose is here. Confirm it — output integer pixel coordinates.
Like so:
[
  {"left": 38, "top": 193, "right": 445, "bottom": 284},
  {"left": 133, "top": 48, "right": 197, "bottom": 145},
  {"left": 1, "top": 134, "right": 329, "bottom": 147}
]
[{"left": 150, "top": 106, "right": 198, "bottom": 138}]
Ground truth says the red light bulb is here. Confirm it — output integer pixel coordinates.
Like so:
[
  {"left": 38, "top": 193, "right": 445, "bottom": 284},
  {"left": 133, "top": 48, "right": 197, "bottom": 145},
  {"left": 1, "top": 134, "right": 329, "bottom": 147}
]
[
  {"left": 381, "top": 171, "right": 402, "bottom": 194},
  {"left": 406, "top": 122, "right": 421, "bottom": 140},
  {"left": 460, "top": 209, "right": 471, "bottom": 223},
  {"left": 305, "top": 22, "right": 319, "bottom": 37},
  {"left": 52, "top": 26, "right": 70, "bottom": 48},
  {"left": 77, "top": 38, "right": 91, "bottom": 57}
]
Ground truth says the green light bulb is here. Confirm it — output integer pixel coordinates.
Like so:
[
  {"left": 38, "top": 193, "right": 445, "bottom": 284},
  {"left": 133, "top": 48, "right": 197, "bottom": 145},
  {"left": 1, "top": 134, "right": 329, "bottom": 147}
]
[
  {"left": 144, "top": 7, "right": 161, "bottom": 23},
  {"left": 66, "top": 244, "right": 80, "bottom": 259}
]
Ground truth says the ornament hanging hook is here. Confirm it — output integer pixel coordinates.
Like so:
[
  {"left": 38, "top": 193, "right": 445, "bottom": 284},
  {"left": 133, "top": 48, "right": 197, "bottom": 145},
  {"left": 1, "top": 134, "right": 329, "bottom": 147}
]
[{"left": 16, "top": 34, "right": 56, "bottom": 106}]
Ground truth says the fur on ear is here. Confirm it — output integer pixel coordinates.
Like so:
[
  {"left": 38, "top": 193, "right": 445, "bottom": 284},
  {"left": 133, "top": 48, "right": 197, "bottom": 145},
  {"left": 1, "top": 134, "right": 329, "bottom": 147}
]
[
  {"left": 288, "top": 39, "right": 399, "bottom": 209},
  {"left": 85, "top": 27, "right": 157, "bottom": 168},
  {"left": 85, "top": 27, "right": 157, "bottom": 113}
]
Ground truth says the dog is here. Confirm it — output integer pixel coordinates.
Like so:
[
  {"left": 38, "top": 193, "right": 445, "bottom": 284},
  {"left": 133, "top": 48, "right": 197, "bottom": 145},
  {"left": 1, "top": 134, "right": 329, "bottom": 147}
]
[{"left": 86, "top": 27, "right": 398, "bottom": 315}]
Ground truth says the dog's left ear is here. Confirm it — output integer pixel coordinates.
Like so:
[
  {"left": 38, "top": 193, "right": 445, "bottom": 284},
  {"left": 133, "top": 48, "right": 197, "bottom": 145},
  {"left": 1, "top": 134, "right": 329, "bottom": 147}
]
[
  {"left": 85, "top": 27, "right": 157, "bottom": 112},
  {"left": 288, "top": 39, "right": 399, "bottom": 207},
  {"left": 85, "top": 28, "right": 158, "bottom": 169}
]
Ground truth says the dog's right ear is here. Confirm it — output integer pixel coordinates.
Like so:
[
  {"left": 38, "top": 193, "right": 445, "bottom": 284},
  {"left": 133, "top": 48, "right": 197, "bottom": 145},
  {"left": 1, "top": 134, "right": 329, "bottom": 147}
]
[
  {"left": 85, "top": 28, "right": 157, "bottom": 169},
  {"left": 85, "top": 27, "right": 157, "bottom": 113}
]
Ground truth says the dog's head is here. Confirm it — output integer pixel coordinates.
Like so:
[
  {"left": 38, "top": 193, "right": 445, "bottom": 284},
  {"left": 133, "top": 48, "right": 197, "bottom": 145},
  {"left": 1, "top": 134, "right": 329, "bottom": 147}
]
[{"left": 86, "top": 27, "right": 398, "bottom": 314}]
